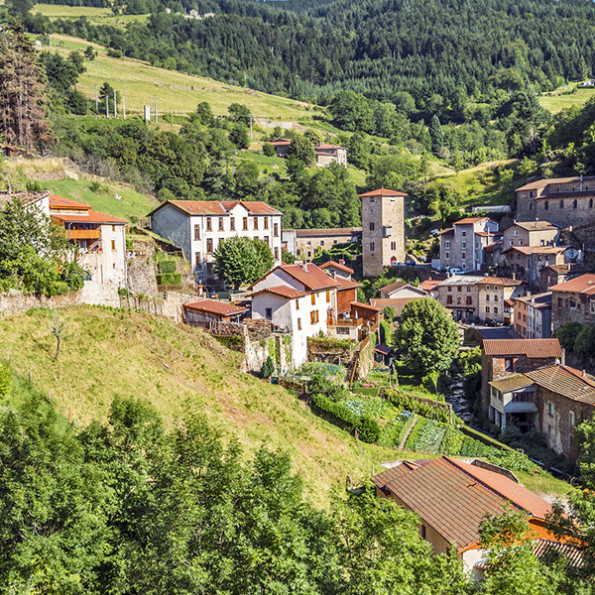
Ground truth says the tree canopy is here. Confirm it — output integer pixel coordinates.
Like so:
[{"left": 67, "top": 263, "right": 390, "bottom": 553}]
[{"left": 214, "top": 236, "right": 274, "bottom": 289}]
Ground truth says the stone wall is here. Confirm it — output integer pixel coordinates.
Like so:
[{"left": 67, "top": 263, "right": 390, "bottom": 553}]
[{"left": 551, "top": 289, "right": 595, "bottom": 332}]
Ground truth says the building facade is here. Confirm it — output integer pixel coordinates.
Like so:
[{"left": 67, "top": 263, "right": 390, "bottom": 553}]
[
  {"left": 435, "top": 275, "right": 484, "bottom": 321},
  {"left": 360, "top": 188, "right": 406, "bottom": 277},
  {"left": 502, "top": 245, "right": 571, "bottom": 291},
  {"left": 476, "top": 276, "right": 524, "bottom": 325},
  {"left": 149, "top": 200, "right": 283, "bottom": 286},
  {"left": 550, "top": 273, "right": 595, "bottom": 331},
  {"left": 294, "top": 227, "right": 362, "bottom": 260},
  {"left": 501, "top": 221, "right": 560, "bottom": 250},
  {"left": 438, "top": 217, "right": 499, "bottom": 273},
  {"left": 515, "top": 176, "right": 595, "bottom": 227},
  {"left": 513, "top": 292, "right": 552, "bottom": 339},
  {"left": 314, "top": 144, "right": 347, "bottom": 167}
]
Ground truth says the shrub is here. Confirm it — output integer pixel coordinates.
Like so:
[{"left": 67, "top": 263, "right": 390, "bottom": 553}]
[
  {"left": 263, "top": 143, "right": 276, "bottom": 156},
  {"left": 261, "top": 356, "right": 275, "bottom": 379},
  {"left": 384, "top": 388, "right": 451, "bottom": 422},
  {"left": 159, "top": 260, "right": 177, "bottom": 274},
  {"left": 0, "top": 363, "right": 11, "bottom": 399},
  {"left": 156, "top": 273, "right": 182, "bottom": 286}
]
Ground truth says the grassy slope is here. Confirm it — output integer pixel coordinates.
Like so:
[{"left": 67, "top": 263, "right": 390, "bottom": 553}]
[
  {"left": 43, "top": 33, "right": 317, "bottom": 120},
  {"left": 5, "top": 157, "right": 158, "bottom": 221},
  {"left": 539, "top": 86, "right": 595, "bottom": 114},
  {"left": 0, "top": 305, "right": 419, "bottom": 507},
  {"left": 33, "top": 3, "right": 149, "bottom": 25}
]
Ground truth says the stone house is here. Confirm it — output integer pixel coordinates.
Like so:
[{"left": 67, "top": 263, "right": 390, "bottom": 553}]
[
  {"left": 489, "top": 364, "right": 595, "bottom": 462},
  {"left": 476, "top": 276, "right": 524, "bottom": 325},
  {"left": 515, "top": 176, "right": 595, "bottom": 227},
  {"left": 540, "top": 264, "right": 591, "bottom": 293},
  {"left": 148, "top": 200, "right": 283, "bottom": 286},
  {"left": 549, "top": 273, "right": 595, "bottom": 332},
  {"left": 270, "top": 138, "right": 292, "bottom": 158},
  {"left": 360, "top": 188, "right": 406, "bottom": 277},
  {"left": 513, "top": 292, "right": 552, "bottom": 339},
  {"left": 479, "top": 338, "right": 563, "bottom": 419},
  {"left": 502, "top": 245, "right": 571, "bottom": 291},
  {"left": 313, "top": 144, "right": 347, "bottom": 168},
  {"left": 379, "top": 280, "right": 427, "bottom": 299},
  {"left": 294, "top": 227, "right": 361, "bottom": 260},
  {"left": 501, "top": 221, "right": 560, "bottom": 250},
  {"left": 435, "top": 275, "right": 484, "bottom": 321},
  {"left": 373, "top": 456, "right": 554, "bottom": 576},
  {"left": 183, "top": 299, "right": 249, "bottom": 327},
  {"left": 438, "top": 217, "right": 499, "bottom": 273}
]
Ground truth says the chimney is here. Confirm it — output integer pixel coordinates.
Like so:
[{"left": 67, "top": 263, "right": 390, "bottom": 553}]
[
  {"left": 339, "top": 259, "right": 345, "bottom": 266},
  {"left": 583, "top": 369, "right": 586, "bottom": 378},
  {"left": 302, "top": 262, "right": 308, "bottom": 272},
  {"left": 512, "top": 272, "right": 516, "bottom": 280}
]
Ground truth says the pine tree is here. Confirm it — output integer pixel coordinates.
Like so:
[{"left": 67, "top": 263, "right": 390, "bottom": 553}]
[
  {"left": 0, "top": 21, "right": 50, "bottom": 150},
  {"left": 429, "top": 115, "right": 444, "bottom": 155}
]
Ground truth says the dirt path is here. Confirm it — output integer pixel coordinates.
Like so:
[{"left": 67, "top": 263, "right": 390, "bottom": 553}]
[{"left": 398, "top": 414, "right": 418, "bottom": 450}]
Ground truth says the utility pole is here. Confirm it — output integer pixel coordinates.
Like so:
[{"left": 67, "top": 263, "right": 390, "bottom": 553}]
[
  {"left": 106, "top": 93, "right": 109, "bottom": 118},
  {"left": 113, "top": 90, "right": 117, "bottom": 118},
  {"left": 154, "top": 97, "right": 158, "bottom": 123},
  {"left": 95, "top": 84, "right": 98, "bottom": 112}
]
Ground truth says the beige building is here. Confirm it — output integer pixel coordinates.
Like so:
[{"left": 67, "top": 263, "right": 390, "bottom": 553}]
[
  {"left": 438, "top": 217, "right": 499, "bottom": 273},
  {"left": 294, "top": 227, "right": 362, "bottom": 260},
  {"left": 314, "top": 144, "right": 347, "bottom": 168},
  {"left": 502, "top": 221, "right": 560, "bottom": 249},
  {"left": 149, "top": 200, "right": 283, "bottom": 286},
  {"left": 502, "top": 245, "right": 571, "bottom": 291},
  {"left": 515, "top": 176, "right": 595, "bottom": 227},
  {"left": 476, "top": 276, "right": 524, "bottom": 324},
  {"left": 360, "top": 188, "right": 406, "bottom": 277},
  {"left": 435, "top": 275, "right": 483, "bottom": 321}
]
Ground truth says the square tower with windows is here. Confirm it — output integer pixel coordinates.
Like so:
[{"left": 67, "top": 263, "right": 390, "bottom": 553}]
[{"left": 360, "top": 188, "right": 406, "bottom": 277}]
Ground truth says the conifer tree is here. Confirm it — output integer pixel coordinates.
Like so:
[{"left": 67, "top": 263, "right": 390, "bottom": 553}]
[{"left": 0, "top": 22, "right": 50, "bottom": 150}]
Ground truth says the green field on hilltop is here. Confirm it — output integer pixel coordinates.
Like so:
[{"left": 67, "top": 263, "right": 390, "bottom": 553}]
[
  {"left": 33, "top": 3, "right": 149, "bottom": 25},
  {"left": 539, "top": 86, "right": 595, "bottom": 113},
  {"left": 41, "top": 33, "right": 318, "bottom": 121}
]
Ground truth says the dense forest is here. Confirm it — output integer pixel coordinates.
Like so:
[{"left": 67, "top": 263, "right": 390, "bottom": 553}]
[{"left": 19, "top": 0, "right": 595, "bottom": 111}]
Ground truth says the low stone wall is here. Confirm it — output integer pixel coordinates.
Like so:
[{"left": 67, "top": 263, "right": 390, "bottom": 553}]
[{"left": 307, "top": 337, "right": 354, "bottom": 366}]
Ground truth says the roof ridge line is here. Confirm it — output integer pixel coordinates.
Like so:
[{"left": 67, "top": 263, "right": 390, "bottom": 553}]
[{"left": 442, "top": 456, "right": 528, "bottom": 514}]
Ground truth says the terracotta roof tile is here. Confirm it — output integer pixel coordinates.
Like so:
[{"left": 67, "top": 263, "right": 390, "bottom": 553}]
[
  {"left": 453, "top": 216, "right": 491, "bottom": 225},
  {"left": 477, "top": 276, "right": 523, "bottom": 286},
  {"left": 503, "top": 245, "right": 567, "bottom": 255},
  {"left": 373, "top": 457, "right": 551, "bottom": 549},
  {"left": 280, "top": 263, "right": 341, "bottom": 291},
  {"left": 525, "top": 365, "right": 595, "bottom": 404},
  {"left": 437, "top": 227, "right": 454, "bottom": 236},
  {"left": 420, "top": 279, "right": 442, "bottom": 292},
  {"left": 336, "top": 278, "right": 361, "bottom": 291},
  {"left": 359, "top": 188, "right": 407, "bottom": 197},
  {"left": 184, "top": 300, "right": 248, "bottom": 316},
  {"left": 370, "top": 297, "right": 422, "bottom": 314},
  {"left": 51, "top": 212, "right": 127, "bottom": 224},
  {"left": 151, "top": 200, "right": 282, "bottom": 217},
  {"left": 549, "top": 273, "right": 595, "bottom": 295},
  {"left": 511, "top": 221, "right": 560, "bottom": 231},
  {"left": 515, "top": 177, "right": 595, "bottom": 192},
  {"left": 49, "top": 195, "right": 91, "bottom": 210},
  {"left": 295, "top": 227, "right": 362, "bottom": 238},
  {"left": 252, "top": 285, "right": 306, "bottom": 299},
  {"left": 482, "top": 339, "right": 562, "bottom": 358}
]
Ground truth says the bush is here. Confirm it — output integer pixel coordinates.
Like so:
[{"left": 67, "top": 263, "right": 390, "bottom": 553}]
[
  {"left": 384, "top": 388, "right": 451, "bottom": 422},
  {"left": 159, "top": 260, "right": 177, "bottom": 274},
  {"left": 0, "top": 363, "right": 11, "bottom": 399},
  {"left": 261, "top": 356, "right": 275, "bottom": 379},
  {"left": 156, "top": 273, "right": 182, "bottom": 286},
  {"left": 263, "top": 143, "right": 276, "bottom": 157},
  {"left": 352, "top": 387, "right": 380, "bottom": 397}
]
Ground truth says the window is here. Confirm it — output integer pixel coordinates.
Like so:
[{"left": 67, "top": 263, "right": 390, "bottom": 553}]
[
  {"left": 461, "top": 231, "right": 467, "bottom": 237},
  {"left": 518, "top": 240, "right": 523, "bottom": 246},
  {"left": 570, "top": 411, "right": 575, "bottom": 427},
  {"left": 514, "top": 230, "right": 518, "bottom": 236},
  {"left": 311, "top": 293, "right": 316, "bottom": 305},
  {"left": 326, "top": 291, "right": 331, "bottom": 303},
  {"left": 274, "top": 247, "right": 279, "bottom": 260},
  {"left": 457, "top": 286, "right": 462, "bottom": 292},
  {"left": 461, "top": 252, "right": 466, "bottom": 259},
  {"left": 243, "top": 217, "right": 248, "bottom": 230},
  {"left": 548, "top": 402, "right": 554, "bottom": 417},
  {"left": 195, "top": 253, "right": 201, "bottom": 266},
  {"left": 509, "top": 240, "right": 513, "bottom": 246},
  {"left": 206, "top": 239, "right": 213, "bottom": 253},
  {"left": 297, "top": 318, "right": 302, "bottom": 330},
  {"left": 370, "top": 242, "right": 375, "bottom": 252},
  {"left": 446, "top": 295, "right": 453, "bottom": 304},
  {"left": 494, "top": 295, "right": 499, "bottom": 302},
  {"left": 310, "top": 310, "right": 319, "bottom": 324},
  {"left": 486, "top": 285, "right": 490, "bottom": 291},
  {"left": 467, "top": 286, "right": 471, "bottom": 292},
  {"left": 218, "top": 217, "right": 224, "bottom": 231},
  {"left": 570, "top": 299, "right": 577, "bottom": 309},
  {"left": 591, "top": 300, "right": 595, "bottom": 314},
  {"left": 445, "top": 252, "right": 450, "bottom": 259},
  {"left": 421, "top": 525, "right": 426, "bottom": 540},
  {"left": 111, "top": 240, "right": 116, "bottom": 251},
  {"left": 254, "top": 217, "right": 259, "bottom": 230},
  {"left": 505, "top": 358, "right": 513, "bottom": 371},
  {"left": 206, "top": 218, "right": 212, "bottom": 231},
  {"left": 264, "top": 218, "right": 269, "bottom": 229},
  {"left": 369, "top": 222, "right": 375, "bottom": 231},
  {"left": 529, "top": 202, "right": 533, "bottom": 210},
  {"left": 486, "top": 306, "right": 490, "bottom": 313},
  {"left": 194, "top": 224, "right": 200, "bottom": 240},
  {"left": 560, "top": 200, "right": 564, "bottom": 209},
  {"left": 265, "top": 308, "right": 272, "bottom": 320},
  {"left": 590, "top": 199, "right": 594, "bottom": 208},
  {"left": 230, "top": 218, "right": 235, "bottom": 231},
  {"left": 391, "top": 241, "right": 396, "bottom": 250},
  {"left": 264, "top": 237, "right": 269, "bottom": 246},
  {"left": 112, "top": 225, "right": 116, "bottom": 232},
  {"left": 486, "top": 295, "right": 490, "bottom": 302},
  {"left": 274, "top": 223, "right": 279, "bottom": 237},
  {"left": 545, "top": 201, "right": 549, "bottom": 210},
  {"left": 461, "top": 241, "right": 466, "bottom": 249},
  {"left": 296, "top": 300, "right": 300, "bottom": 310},
  {"left": 494, "top": 307, "right": 498, "bottom": 314},
  {"left": 573, "top": 199, "right": 578, "bottom": 209},
  {"left": 447, "top": 286, "right": 452, "bottom": 292},
  {"left": 466, "top": 296, "right": 472, "bottom": 305},
  {"left": 321, "top": 241, "right": 325, "bottom": 246},
  {"left": 445, "top": 240, "right": 450, "bottom": 249}
]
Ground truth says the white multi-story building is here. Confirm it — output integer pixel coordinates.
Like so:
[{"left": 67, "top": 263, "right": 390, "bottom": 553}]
[
  {"left": 250, "top": 263, "right": 341, "bottom": 367},
  {"left": 149, "top": 200, "right": 283, "bottom": 286}
]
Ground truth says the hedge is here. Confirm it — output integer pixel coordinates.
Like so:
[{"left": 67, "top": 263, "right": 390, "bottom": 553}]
[
  {"left": 159, "top": 260, "right": 177, "bottom": 274},
  {"left": 352, "top": 386, "right": 381, "bottom": 397},
  {"left": 384, "top": 388, "right": 451, "bottom": 423},
  {"left": 312, "top": 393, "right": 380, "bottom": 443},
  {"left": 156, "top": 273, "right": 182, "bottom": 286}
]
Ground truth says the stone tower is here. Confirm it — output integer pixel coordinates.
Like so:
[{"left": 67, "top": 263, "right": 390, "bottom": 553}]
[{"left": 360, "top": 188, "right": 406, "bottom": 278}]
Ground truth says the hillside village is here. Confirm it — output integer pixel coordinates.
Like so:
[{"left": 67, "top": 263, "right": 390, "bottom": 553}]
[{"left": 1, "top": 1, "right": 595, "bottom": 592}]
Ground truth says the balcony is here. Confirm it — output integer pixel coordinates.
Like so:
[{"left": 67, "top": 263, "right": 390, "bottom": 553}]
[{"left": 68, "top": 229, "right": 101, "bottom": 240}]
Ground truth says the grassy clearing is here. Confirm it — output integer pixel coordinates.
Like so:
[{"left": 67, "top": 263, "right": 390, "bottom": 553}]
[
  {"left": 539, "top": 86, "right": 595, "bottom": 114},
  {"left": 33, "top": 3, "right": 149, "bottom": 26},
  {"left": 0, "top": 305, "right": 406, "bottom": 507},
  {"left": 40, "top": 34, "right": 319, "bottom": 121},
  {"left": 5, "top": 157, "right": 158, "bottom": 221}
]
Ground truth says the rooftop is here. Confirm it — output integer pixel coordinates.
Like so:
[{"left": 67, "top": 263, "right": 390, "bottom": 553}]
[
  {"left": 252, "top": 285, "right": 306, "bottom": 300},
  {"left": 379, "top": 280, "right": 422, "bottom": 295},
  {"left": 295, "top": 227, "right": 362, "bottom": 238},
  {"left": 373, "top": 456, "right": 551, "bottom": 550},
  {"left": 515, "top": 176, "right": 595, "bottom": 192},
  {"left": 514, "top": 292, "right": 552, "bottom": 308},
  {"left": 370, "top": 297, "right": 423, "bottom": 314},
  {"left": 279, "top": 263, "right": 341, "bottom": 291},
  {"left": 437, "top": 227, "right": 454, "bottom": 236},
  {"left": 150, "top": 200, "right": 282, "bottom": 217},
  {"left": 420, "top": 279, "right": 442, "bottom": 292},
  {"left": 49, "top": 195, "right": 91, "bottom": 210},
  {"left": 320, "top": 260, "right": 354, "bottom": 275},
  {"left": 184, "top": 300, "right": 248, "bottom": 316},
  {"left": 358, "top": 188, "right": 407, "bottom": 198},
  {"left": 335, "top": 278, "right": 361, "bottom": 291},
  {"left": 489, "top": 374, "right": 535, "bottom": 393},
  {"left": 476, "top": 276, "right": 523, "bottom": 286},
  {"left": 503, "top": 245, "right": 568, "bottom": 255},
  {"left": 453, "top": 216, "right": 491, "bottom": 225},
  {"left": 509, "top": 221, "right": 560, "bottom": 231},
  {"left": 482, "top": 338, "right": 562, "bottom": 358},
  {"left": 525, "top": 364, "right": 595, "bottom": 404},
  {"left": 437, "top": 275, "right": 485, "bottom": 287},
  {"left": 549, "top": 273, "right": 595, "bottom": 295}
]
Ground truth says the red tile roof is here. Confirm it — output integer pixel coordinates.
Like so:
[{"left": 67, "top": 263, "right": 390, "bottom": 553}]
[
  {"left": 269, "top": 138, "right": 292, "bottom": 146},
  {"left": 336, "top": 278, "right": 361, "bottom": 291},
  {"left": 476, "top": 276, "right": 522, "bottom": 286},
  {"left": 314, "top": 143, "right": 345, "bottom": 150},
  {"left": 351, "top": 301, "right": 382, "bottom": 312},
  {"left": 549, "top": 273, "right": 595, "bottom": 295},
  {"left": 373, "top": 456, "right": 551, "bottom": 550},
  {"left": 280, "top": 263, "right": 341, "bottom": 291},
  {"left": 437, "top": 227, "right": 454, "bottom": 236},
  {"left": 295, "top": 227, "right": 362, "bottom": 238},
  {"left": 453, "top": 216, "right": 491, "bottom": 225},
  {"left": 503, "top": 245, "right": 567, "bottom": 255},
  {"left": 151, "top": 200, "right": 282, "bottom": 217},
  {"left": 420, "top": 279, "right": 442, "bottom": 292},
  {"left": 482, "top": 338, "right": 562, "bottom": 358},
  {"left": 515, "top": 177, "right": 595, "bottom": 192},
  {"left": 51, "top": 212, "right": 127, "bottom": 224},
  {"left": 252, "top": 285, "right": 306, "bottom": 299},
  {"left": 320, "top": 260, "right": 354, "bottom": 275},
  {"left": 49, "top": 195, "right": 91, "bottom": 210},
  {"left": 184, "top": 300, "right": 248, "bottom": 316},
  {"left": 525, "top": 365, "right": 595, "bottom": 404},
  {"left": 370, "top": 297, "right": 422, "bottom": 315},
  {"left": 359, "top": 188, "right": 407, "bottom": 197},
  {"left": 379, "top": 280, "right": 408, "bottom": 294},
  {"left": 511, "top": 221, "right": 560, "bottom": 231}
]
